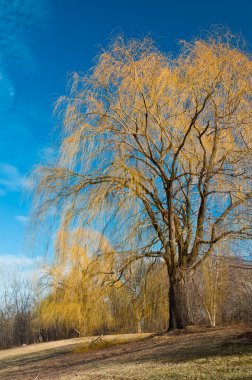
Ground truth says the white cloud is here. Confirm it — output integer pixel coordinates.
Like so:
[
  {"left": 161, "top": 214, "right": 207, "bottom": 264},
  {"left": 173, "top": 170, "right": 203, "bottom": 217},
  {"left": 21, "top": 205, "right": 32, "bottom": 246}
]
[
  {"left": 0, "top": 254, "right": 34, "bottom": 267},
  {"left": 14, "top": 215, "right": 29, "bottom": 225},
  {"left": 0, "top": 162, "right": 31, "bottom": 194},
  {"left": 0, "top": 0, "right": 50, "bottom": 73},
  {"left": 0, "top": 253, "right": 43, "bottom": 270},
  {"left": 0, "top": 254, "right": 46, "bottom": 289},
  {"left": 0, "top": 0, "right": 50, "bottom": 119}
]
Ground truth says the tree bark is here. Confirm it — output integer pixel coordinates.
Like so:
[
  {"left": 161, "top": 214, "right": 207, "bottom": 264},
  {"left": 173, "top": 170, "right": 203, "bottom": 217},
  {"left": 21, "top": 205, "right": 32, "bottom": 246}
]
[
  {"left": 137, "top": 320, "right": 142, "bottom": 333},
  {"left": 168, "top": 276, "right": 191, "bottom": 331}
]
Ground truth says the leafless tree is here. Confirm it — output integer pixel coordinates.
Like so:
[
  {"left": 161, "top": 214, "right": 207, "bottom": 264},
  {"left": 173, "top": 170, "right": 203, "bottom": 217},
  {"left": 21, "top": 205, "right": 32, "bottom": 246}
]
[{"left": 31, "top": 30, "right": 252, "bottom": 330}]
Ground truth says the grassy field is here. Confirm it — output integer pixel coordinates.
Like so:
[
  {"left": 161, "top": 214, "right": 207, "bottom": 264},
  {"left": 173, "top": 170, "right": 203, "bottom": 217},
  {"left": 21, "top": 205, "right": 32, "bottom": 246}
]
[{"left": 0, "top": 326, "right": 251, "bottom": 379}]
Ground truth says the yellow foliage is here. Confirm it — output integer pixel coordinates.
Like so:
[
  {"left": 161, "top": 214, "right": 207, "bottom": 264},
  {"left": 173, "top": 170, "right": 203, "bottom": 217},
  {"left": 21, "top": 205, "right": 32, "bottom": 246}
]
[{"left": 32, "top": 29, "right": 252, "bottom": 330}]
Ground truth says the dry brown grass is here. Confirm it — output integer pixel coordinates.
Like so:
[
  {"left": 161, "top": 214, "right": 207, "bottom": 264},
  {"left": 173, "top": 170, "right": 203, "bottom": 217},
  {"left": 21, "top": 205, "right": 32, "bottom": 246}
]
[
  {"left": 0, "top": 327, "right": 251, "bottom": 379},
  {"left": 0, "top": 333, "right": 150, "bottom": 361}
]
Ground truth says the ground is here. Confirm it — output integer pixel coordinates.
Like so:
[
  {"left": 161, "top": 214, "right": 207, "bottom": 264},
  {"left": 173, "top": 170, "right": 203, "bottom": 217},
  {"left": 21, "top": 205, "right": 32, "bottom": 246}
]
[{"left": 0, "top": 326, "right": 251, "bottom": 379}]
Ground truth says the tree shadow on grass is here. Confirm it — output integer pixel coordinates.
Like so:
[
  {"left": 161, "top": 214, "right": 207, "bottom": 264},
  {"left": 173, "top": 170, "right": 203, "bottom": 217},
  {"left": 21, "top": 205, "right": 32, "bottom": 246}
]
[{"left": 0, "top": 330, "right": 251, "bottom": 379}]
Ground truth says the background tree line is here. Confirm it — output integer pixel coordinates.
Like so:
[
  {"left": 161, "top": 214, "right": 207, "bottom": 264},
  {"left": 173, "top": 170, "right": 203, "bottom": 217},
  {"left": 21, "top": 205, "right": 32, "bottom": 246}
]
[{"left": 0, "top": 251, "right": 251, "bottom": 350}]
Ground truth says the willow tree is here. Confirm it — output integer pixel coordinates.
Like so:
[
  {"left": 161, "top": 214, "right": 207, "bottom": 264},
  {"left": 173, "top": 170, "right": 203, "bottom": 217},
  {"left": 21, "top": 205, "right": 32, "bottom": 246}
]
[
  {"left": 32, "top": 31, "right": 252, "bottom": 330},
  {"left": 37, "top": 228, "right": 115, "bottom": 335}
]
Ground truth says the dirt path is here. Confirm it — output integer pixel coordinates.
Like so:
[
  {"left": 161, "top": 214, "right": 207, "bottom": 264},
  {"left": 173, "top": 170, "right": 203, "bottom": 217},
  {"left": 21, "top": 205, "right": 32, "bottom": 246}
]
[{"left": 0, "top": 327, "right": 251, "bottom": 379}]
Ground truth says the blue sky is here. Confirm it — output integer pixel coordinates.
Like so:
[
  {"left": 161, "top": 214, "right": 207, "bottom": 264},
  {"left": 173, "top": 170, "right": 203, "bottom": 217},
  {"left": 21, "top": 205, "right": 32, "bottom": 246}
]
[{"left": 0, "top": 0, "right": 252, "bottom": 269}]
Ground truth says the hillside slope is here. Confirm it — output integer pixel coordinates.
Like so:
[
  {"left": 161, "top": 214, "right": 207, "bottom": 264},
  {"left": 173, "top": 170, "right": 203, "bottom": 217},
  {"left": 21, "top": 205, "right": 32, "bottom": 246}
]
[{"left": 0, "top": 327, "right": 251, "bottom": 379}]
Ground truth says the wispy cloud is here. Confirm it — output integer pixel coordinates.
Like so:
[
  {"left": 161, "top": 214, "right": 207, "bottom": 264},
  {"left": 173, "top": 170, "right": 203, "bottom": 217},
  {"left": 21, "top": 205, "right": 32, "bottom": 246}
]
[
  {"left": 0, "top": 71, "right": 15, "bottom": 116},
  {"left": 0, "top": 254, "right": 33, "bottom": 267},
  {"left": 14, "top": 215, "right": 29, "bottom": 225},
  {"left": 0, "top": 0, "right": 51, "bottom": 115},
  {"left": 0, "top": 163, "right": 33, "bottom": 194},
  {"left": 0, "top": 253, "right": 45, "bottom": 282},
  {"left": 0, "top": 0, "right": 50, "bottom": 71},
  {"left": 0, "top": 253, "right": 43, "bottom": 269}
]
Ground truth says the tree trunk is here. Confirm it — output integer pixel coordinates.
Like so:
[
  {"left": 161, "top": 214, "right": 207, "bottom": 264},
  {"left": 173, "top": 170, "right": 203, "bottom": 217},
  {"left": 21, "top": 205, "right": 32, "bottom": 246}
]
[
  {"left": 137, "top": 320, "right": 142, "bottom": 333},
  {"left": 168, "top": 276, "right": 191, "bottom": 331}
]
